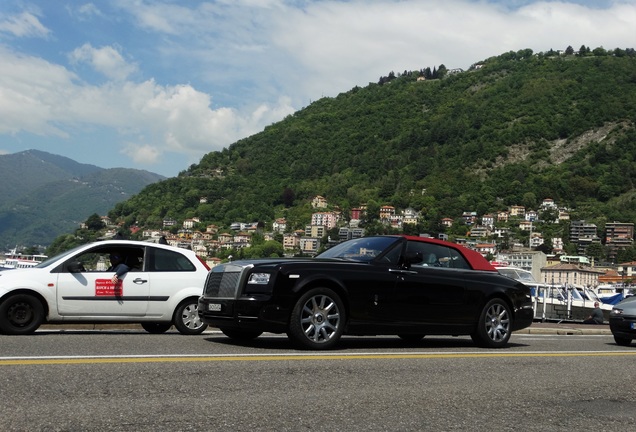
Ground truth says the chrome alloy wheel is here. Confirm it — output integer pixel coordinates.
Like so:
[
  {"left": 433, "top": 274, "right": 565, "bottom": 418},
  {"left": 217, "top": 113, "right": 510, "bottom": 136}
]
[
  {"left": 484, "top": 302, "right": 510, "bottom": 343},
  {"left": 180, "top": 303, "right": 204, "bottom": 330},
  {"left": 300, "top": 293, "right": 341, "bottom": 343},
  {"left": 174, "top": 300, "right": 208, "bottom": 335}
]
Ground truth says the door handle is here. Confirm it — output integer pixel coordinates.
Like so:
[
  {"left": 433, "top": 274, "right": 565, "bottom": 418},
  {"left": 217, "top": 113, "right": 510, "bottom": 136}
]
[
  {"left": 389, "top": 269, "right": 417, "bottom": 275},
  {"left": 133, "top": 278, "right": 148, "bottom": 284}
]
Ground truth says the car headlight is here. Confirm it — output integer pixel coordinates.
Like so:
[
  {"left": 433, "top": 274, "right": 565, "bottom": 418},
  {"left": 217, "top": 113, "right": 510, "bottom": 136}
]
[
  {"left": 247, "top": 273, "right": 271, "bottom": 285},
  {"left": 611, "top": 308, "right": 623, "bottom": 316}
]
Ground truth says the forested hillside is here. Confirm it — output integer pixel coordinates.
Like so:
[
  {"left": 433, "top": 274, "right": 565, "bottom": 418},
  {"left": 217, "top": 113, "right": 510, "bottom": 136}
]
[
  {"left": 0, "top": 150, "right": 164, "bottom": 248},
  {"left": 106, "top": 48, "right": 636, "bottom": 243}
]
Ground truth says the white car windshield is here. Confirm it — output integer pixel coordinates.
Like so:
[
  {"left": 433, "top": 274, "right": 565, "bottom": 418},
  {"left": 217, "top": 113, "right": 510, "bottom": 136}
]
[{"left": 33, "top": 244, "right": 87, "bottom": 268}]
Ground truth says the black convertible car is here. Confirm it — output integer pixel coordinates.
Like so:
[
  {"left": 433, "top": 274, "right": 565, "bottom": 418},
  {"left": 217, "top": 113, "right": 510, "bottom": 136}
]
[{"left": 198, "top": 235, "right": 533, "bottom": 349}]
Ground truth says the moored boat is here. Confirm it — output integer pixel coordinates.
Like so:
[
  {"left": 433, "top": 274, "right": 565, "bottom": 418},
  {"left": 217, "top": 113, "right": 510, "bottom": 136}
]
[{"left": 0, "top": 248, "right": 48, "bottom": 270}]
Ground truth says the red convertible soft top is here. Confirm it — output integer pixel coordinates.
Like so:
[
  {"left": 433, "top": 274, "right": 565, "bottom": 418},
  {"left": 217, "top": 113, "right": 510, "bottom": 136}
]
[{"left": 399, "top": 235, "right": 497, "bottom": 272}]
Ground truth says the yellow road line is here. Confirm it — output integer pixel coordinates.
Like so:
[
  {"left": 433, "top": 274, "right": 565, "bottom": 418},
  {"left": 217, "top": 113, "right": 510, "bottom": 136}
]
[{"left": 2, "top": 351, "right": 636, "bottom": 366}]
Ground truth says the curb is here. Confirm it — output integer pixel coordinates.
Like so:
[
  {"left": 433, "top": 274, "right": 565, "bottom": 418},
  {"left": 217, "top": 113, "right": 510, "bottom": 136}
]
[{"left": 515, "top": 326, "right": 612, "bottom": 336}]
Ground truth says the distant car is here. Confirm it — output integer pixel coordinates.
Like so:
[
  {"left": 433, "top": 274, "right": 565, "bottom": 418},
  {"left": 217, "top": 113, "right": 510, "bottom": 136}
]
[
  {"left": 0, "top": 240, "right": 210, "bottom": 335},
  {"left": 198, "top": 235, "right": 534, "bottom": 349},
  {"left": 609, "top": 296, "right": 636, "bottom": 346}
]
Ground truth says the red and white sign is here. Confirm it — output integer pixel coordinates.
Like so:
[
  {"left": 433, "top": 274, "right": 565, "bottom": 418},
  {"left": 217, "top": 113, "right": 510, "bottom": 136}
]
[{"left": 95, "top": 279, "right": 123, "bottom": 296}]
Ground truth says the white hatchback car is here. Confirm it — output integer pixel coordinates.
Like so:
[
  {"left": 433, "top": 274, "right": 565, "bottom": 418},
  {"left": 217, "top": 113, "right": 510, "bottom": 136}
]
[{"left": 0, "top": 240, "right": 210, "bottom": 335}]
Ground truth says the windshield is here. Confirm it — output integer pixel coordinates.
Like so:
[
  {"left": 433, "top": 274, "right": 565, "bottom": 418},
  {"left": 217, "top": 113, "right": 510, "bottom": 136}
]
[
  {"left": 497, "top": 267, "right": 536, "bottom": 282},
  {"left": 34, "top": 244, "right": 87, "bottom": 268},
  {"left": 317, "top": 236, "right": 401, "bottom": 262}
]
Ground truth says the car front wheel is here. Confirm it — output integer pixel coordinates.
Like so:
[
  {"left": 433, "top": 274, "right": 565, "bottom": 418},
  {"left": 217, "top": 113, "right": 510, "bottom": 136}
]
[
  {"left": 173, "top": 299, "right": 207, "bottom": 335},
  {"left": 0, "top": 294, "right": 44, "bottom": 335},
  {"left": 287, "top": 287, "right": 346, "bottom": 350},
  {"left": 471, "top": 298, "right": 512, "bottom": 348}
]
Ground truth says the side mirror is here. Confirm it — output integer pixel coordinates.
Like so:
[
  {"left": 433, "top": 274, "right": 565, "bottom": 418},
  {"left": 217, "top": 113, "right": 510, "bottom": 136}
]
[
  {"left": 404, "top": 251, "right": 423, "bottom": 266},
  {"left": 67, "top": 261, "right": 84, "bottom": 273}
]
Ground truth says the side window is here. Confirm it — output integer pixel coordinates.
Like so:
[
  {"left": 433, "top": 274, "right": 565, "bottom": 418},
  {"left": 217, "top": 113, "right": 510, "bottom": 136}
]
[
  {"left": 378, "top": 242, "right": 403, "bottom": 265},
  {"left": 66, "top": 246, "right": 144, "bottom": 272},
  {"left": 406, "top": 241, "right": 469, "bottom": 270},
  {"left": 447, "top": 248, "right": 470, "bottom": 269},
  {"left": 406, "top": 241, "right": 443, "bottom": 268},
  {"left": 149, "top": 248, "right": 196, "bottom": 272}
]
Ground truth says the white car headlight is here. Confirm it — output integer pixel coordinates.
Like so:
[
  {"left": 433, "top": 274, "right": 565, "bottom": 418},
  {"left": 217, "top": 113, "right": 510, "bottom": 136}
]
[
  {"left": 611, "top": 308, "right": 623, "bottom": 316},
  {"left": 248, "top": 273, "right": 271, "bottom": 285}
]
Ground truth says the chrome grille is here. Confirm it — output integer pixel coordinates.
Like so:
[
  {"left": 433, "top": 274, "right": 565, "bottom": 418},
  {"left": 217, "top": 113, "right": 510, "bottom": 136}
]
[{"left": 204, "top": 269, "right": 242, "bottom": 298}]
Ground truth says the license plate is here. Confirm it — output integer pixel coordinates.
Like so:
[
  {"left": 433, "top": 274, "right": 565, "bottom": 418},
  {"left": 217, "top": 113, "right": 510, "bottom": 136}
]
[
  {"left": 208, "top": 303, "right": 222, "bottom": 312},
  {"left": 631, "top": 322, "right": 636, "bottom": 330}
]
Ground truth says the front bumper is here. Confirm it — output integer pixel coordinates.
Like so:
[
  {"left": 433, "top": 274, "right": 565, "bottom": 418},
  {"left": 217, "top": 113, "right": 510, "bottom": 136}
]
[
  {"left": 609, "top": 316, "right": 636, "bottom": 340},
  {"left": 512, "top": 304, "right": 534, "bottom": 331},
  {"left": 198, "top": 296, "right": 290, "bottom": 333}
]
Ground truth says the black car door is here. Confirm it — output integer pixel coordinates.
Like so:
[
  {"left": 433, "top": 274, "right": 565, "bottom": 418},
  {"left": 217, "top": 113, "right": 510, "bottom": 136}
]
[{"left": 377, "top": 241, "right": 473, "bottom": 330}]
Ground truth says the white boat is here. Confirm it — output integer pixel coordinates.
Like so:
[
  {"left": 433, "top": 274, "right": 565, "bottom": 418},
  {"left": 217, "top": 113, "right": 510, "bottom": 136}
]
[
  {"left": 0, "top": 248, "right": 48, "bottom": 270},
  {"left": 495, "top": 265, "right": 613, "bottom": 322}
]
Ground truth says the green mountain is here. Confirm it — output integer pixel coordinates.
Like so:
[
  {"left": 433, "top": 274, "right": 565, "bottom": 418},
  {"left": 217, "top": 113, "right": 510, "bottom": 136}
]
[
  {"left": 0, "top": 150, "right": 165, "bottom": 249},
  {"left": 105, "top": 49, "right": 635, "bottom": 241}
]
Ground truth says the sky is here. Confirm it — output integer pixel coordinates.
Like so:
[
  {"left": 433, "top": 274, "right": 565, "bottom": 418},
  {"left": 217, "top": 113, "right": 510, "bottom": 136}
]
[{"left": 0, "top": 1, "right": 635, "bottom": 178}]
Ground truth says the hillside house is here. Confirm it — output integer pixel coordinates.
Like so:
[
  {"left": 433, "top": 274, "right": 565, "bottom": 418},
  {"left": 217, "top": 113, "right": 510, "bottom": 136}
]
[
  {"left": 272, "top": 218, "right": 287, "bottom": 233},
  {"left": 283, "top": 233, "right": 301, "bottom": 250},
  {"left": 509, "top": 206, "right": 525, "bottom": 218},
  {"left": 497, "top": 211, "right": 509, "bottom": 222},
  {"left": 311, "top": 212, "right": 338, "bottom": 229},
  {"left": 350, "top": 207, "right": 364, "bottom": 220},
  {"left": 403, "top": 208, "right": 419, "bottom": 225},
  {"left": 540, "top": 198, "right": 557, "bottom": 209},
  {"left": 469, "top": 225, "right": 490, "bottom": 239},
  {"left": 530, "top": 233, "right": 544, "bottom": 248},
  {"left": 183, "top": 218, "right": 199, "bottom": 229},
  {"left": 441, "top": 218, "right": 453, "bottom": 228},
  {"left": 306, "top": 225, "right": 326, "bottom": 238},
  {"left": 379, "top": 206, "right": 396, "bottom": 221},
  {"left": 300, "top": 237, "right": 320, "bottom": 255},
  {"left": 493, "top": 227, "right": 510, "bottom": 238},
  {"left": 163, "top": 218, "right": 177, "bottom": 228},
  {"left": 462, "top": 211, "right": 477, "bottom": 225},
  {"left": 481, "top": 214, "right": 495, "bottom": 228},
  {"left": 311, "top": 195, "right": 328, "bottom": 209},
  {"left": 475, "top": 243, "right": 497, "bottom": 256},
  {"left": 519, "top": 221, "right": 533, "bottom": 232}
]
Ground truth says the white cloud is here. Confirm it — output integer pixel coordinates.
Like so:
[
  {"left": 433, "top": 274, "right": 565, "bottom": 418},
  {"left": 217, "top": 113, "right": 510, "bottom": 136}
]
[
  {"left": 0, "top": 45, "right": 293, "bottom": 168},
  {"left": 0, "top": 47, "right": 76, "bottom": 136},
  {"left": 122, "top": 142, "right": 161, "bottom": 165},
  {"left": 1, "top": 0, "right": 635, "bottom": 176},
  {"left": 68, "top": 43, "right": 138, "bottom": 81},
  {"left": 0, "top": 11, "right": 50, "bottom": 38},
  {"left": 77, "top": 3, "right": 103, "bottom": 19}
]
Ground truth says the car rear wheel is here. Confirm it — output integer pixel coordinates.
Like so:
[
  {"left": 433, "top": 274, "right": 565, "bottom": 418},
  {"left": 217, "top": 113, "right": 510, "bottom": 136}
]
[
  {"left": 173, "top": 299, "right": 207, "bottom": 335},
  {"left": 287, "top": 287, "right": 345, "bottom": 350},
  {"left": 0, "top": 294, "right": 44, "bottom": 335},
  {"left": 220, "top": 328, "right": 263, "bottom": 340},
  {"left": 471, "top": 298, "right": 512, "bottom": 348},
  {"left": 141, "top": 322, "right": 172, "bottom": 334},
  {"left": 613, "top": 335, "right": 632, "bottom": 346}
]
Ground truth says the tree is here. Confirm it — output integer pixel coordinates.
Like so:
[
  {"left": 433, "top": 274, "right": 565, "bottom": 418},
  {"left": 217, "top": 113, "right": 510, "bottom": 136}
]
[
  {"left": 278, "top": 187, "right": 296, "bottom": 207},
  {"left": 85, "top": 213, "right": 104, "bottom": 231},
  {"left": 565, "top": 45, "right": 574, "bottom": 55},
  {"left": 585, "top": 242, "right": 605, "bottom": 262}
]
